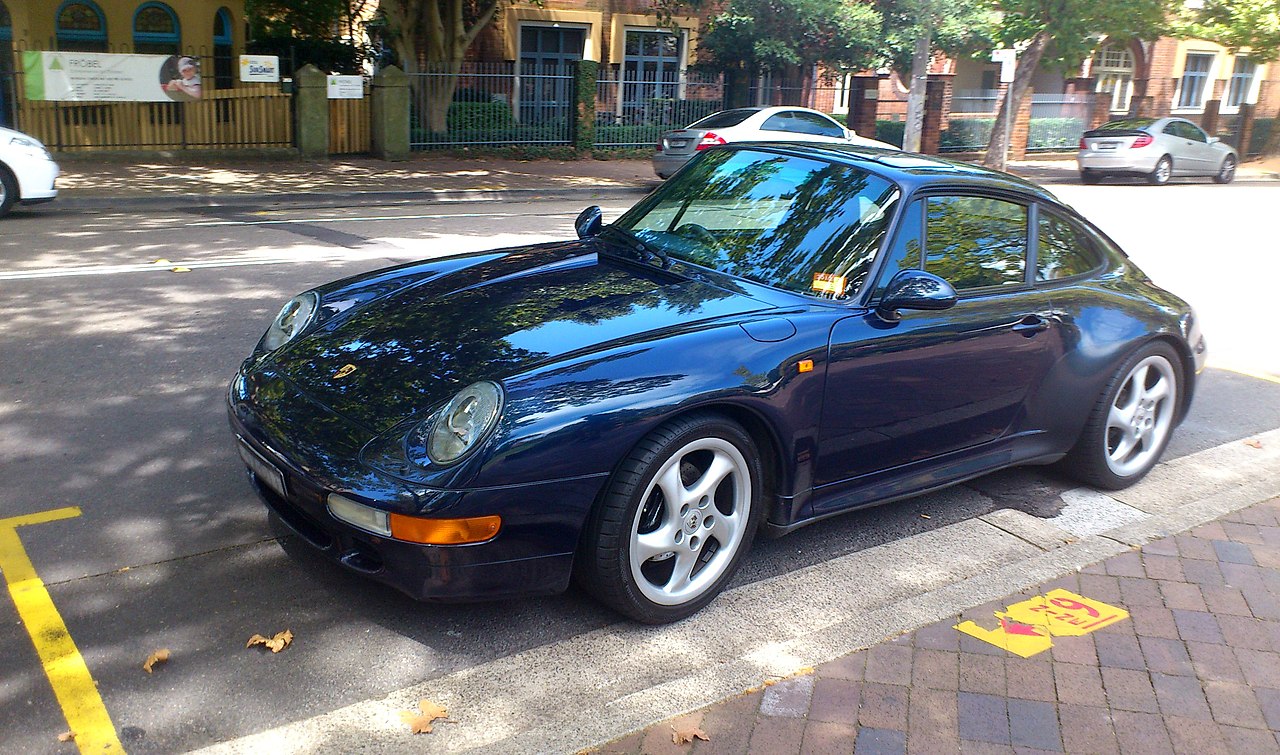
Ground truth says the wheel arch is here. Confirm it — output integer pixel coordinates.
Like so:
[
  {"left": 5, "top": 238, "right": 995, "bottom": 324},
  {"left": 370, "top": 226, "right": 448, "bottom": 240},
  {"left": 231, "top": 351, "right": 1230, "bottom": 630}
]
[{"left": 1147, "top": 333, "right": 1197, "bottom": 424}]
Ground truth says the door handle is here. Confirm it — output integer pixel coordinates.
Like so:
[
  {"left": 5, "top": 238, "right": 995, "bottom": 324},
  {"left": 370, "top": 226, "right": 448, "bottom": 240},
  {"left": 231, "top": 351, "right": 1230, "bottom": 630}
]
[{"left": 1011, "top": 315, "right": 1050, "bottom": 336}]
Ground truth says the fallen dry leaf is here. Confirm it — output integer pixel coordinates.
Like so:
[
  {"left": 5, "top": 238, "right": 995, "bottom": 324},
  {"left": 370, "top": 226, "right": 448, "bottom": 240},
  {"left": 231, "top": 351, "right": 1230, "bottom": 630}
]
[
  {"left": 671, "top": 723, "right": 709, "bottom": 745},
  {"left": 401, "top": 699, "right": 448, "bottom": 734},
  {"left": 920, "top": 513, "right": 932, "bottom": 519},
  {"left": 152, "top": 258, "right": 170, "bottom": 265},
  {"left": 246, "top": 629, "right": 293, "bottom": 653},
  {"left": 143, "top": 648, "right": 171, "bottom": 673},
  {"left": 57, "top": 731, "right": 75, "bottom": 742},
  {"left": 1245, "top": 439, "right": 1263, "bottom": 449},
  {"left": 170, "top": 267, "right": 192, "bottom": 273}
]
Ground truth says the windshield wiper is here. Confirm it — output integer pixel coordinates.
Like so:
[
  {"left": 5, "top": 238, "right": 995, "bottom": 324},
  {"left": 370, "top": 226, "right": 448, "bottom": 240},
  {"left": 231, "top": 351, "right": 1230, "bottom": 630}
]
[{"left": 601, "top": 225, "right": 671, "bottom": 269}]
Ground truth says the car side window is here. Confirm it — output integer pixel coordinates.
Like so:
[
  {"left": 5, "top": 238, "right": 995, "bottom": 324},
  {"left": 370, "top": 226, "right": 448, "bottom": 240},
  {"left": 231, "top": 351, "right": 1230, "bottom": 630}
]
[
  {"left": 1182, "top": 122, "right": 1208, "bottom": 143},
  {"left": 1037, "top": 210, "right": 1100, "bottom": 282},
  {"left": 1162, "top": 121, "right": 1182, "bottom": 138},
  {"left": 923, "top": 196, "right": 1027, "bottom": 290},
  {"left": 760, "top": 113, "right": 792, "bottom": 132},
  {"left": 872, "top": 199, "right": 923, "bottom": 300},
  {"left": 792, "top": 112, "right": 845, "bottom": 138}
]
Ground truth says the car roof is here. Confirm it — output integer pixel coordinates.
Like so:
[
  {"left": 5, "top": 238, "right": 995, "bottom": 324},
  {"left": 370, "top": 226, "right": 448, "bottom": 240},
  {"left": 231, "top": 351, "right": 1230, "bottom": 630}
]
[{"left": 720, "top": 142, "right": 1060, "bottom": 203}]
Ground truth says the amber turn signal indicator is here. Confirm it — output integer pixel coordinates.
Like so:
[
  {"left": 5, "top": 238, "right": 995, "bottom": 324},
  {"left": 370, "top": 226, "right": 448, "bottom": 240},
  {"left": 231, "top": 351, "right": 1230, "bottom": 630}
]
[
  {"left": 389, "top": 514, "right": 502, "bottom": 545},
  {"left": 798, "top": 359, "right": 814, "bottom": 373}
]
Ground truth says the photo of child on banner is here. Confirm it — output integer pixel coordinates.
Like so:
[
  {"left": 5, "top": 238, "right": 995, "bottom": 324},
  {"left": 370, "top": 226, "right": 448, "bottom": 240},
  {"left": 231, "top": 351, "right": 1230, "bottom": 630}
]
[{"left": 161, "top": 56, "right": 202, "bottom": 101}]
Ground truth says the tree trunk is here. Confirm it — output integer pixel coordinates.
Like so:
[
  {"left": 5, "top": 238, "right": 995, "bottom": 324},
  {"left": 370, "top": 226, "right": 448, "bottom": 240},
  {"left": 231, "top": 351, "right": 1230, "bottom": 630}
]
[
  {"left": 982, "top": 31, "right": 1050, "bottom": 169},
  {"left": 902, "top": 33, "right": 931, "bottom": 153}
]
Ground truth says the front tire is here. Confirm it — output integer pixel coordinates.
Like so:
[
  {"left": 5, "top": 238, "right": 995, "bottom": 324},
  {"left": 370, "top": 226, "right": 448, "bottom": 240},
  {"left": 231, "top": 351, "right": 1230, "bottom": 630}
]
[
  {"left": 1147, "top": 156, "right": 1172, "bottom": 185},
  {"left": 1060, "top": 342, "right": 1183, "bottom": 490},
  {"left": 1213, "top": 155, "right": 1236, "bottom": 184},
  {"left": 577, "top": 414, "right": 762, "bottom": 623}
]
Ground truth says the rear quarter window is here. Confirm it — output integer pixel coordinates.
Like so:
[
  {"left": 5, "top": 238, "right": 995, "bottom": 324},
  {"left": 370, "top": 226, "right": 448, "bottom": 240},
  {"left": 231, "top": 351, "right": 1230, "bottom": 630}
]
[
  {"left": 688, "top": 109, "right": 758, "bottom": 130},
  {"left": 1037, "top": 211, "right": 1101, "bottom": 282}
]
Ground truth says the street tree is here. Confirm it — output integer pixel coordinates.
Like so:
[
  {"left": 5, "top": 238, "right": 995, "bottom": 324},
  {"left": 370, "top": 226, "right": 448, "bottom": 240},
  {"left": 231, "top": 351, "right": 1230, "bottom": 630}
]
[
  {"left": 1175, "top": 0, "right": 1280, "bottom": 155},
  {"left": 877, "top": 0, "right": 993, "bottom": 152},
  {"left": 981, "top": 0, "right": 1175, "bottom": 168},
  {"left": 699, "top": 0, "right": 882, "bottom": 108},
  {"left": 247, "top": 0, "right": 375, "bottom": 74}
]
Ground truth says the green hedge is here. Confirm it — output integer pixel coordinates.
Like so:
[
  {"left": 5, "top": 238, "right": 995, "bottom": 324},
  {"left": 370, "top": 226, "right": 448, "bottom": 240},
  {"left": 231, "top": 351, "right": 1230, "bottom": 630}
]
[
  {"left": 941, "top": 119, "right": 994, "bottom": 151},
  {"left": 446, "top": 102, "right": 514, "bottom": 132},
  {"left": 874, "top": 120, "right": 904, "bottom": 147},
  {"left": 939, "top": 117, "right": 1084, "bottom": 152}
]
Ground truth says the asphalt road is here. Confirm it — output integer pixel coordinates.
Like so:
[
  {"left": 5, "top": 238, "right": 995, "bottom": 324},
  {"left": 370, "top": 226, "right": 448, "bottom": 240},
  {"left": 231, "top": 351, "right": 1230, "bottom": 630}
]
[{"left": 1, "top": 181, "right": 1278, "bottom": 753}]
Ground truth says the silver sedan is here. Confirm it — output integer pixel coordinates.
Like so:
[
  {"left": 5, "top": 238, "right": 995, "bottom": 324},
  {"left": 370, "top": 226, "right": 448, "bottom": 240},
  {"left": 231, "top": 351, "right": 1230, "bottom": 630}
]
[
  {"left": 1077, "top": 117, "right": 1238, "bottom": 185},
  {"left": 652, "top": 106, "right": 898, "bottom": 179}
]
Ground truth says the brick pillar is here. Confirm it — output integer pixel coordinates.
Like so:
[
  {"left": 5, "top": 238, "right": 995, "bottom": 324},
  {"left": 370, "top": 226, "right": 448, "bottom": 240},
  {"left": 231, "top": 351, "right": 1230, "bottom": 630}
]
[
  {"left": 1237, "top": 103, "right": 1257, "bottom": 156},
  {"left": 371, "top": 66, "right": 410, "bottom": 161},
  {"left": 1009, "top": 87, "right": 1034, "bottom": 161},
  {"left": 848, "top": 75, "right": 881, "bottom": 140},
  {"left": 294, "top": 64, "right": 328, "bottom": 158},
  {"left": 1090, "top": 90, "right": 1112, "bottom": 129},
  {"left": 920, "top": 74, "right": 953, "bottom": 155},
  {"left": 1064, "top": 77, "right": 1094, "bottom": 95},
  {"left": 1201, "top": 101, "right": 1221, "bottom": 137}
]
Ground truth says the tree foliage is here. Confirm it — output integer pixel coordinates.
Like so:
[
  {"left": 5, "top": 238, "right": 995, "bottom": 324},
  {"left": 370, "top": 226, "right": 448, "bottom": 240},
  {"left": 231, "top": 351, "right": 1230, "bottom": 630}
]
[
  {"left": 246, "top": 0, "right": 376, "bottom": 74},
  {"left": 699, "top": 0, "right": 883, "bottom": 75},
  {"left": 1174, "top": 0, "right": 1280, "bottom": 63},
  {"left": 875, "top": 0, "right": 994, "bottom": 77}
]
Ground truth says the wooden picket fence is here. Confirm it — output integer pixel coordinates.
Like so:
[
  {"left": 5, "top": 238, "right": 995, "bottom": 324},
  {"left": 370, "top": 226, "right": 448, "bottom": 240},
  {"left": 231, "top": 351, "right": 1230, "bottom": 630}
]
[
  {"left": 328, "top": 95, "right": 371, "bottom": 154},
  {"left": 13, "top": 84, "right": 294, "bottom": 152}
]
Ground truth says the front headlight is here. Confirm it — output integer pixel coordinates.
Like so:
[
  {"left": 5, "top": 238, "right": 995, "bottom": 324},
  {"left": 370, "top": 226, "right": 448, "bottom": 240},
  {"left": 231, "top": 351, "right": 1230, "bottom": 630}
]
[
  {"left": 260, "top": 292, "right": 319, "bottom": 351},
  {"left": 418, "top": 381, "right": 504, "bottom": 466},
  {"left": 9, "top": 135, "right": 52, "bottom": 160}
]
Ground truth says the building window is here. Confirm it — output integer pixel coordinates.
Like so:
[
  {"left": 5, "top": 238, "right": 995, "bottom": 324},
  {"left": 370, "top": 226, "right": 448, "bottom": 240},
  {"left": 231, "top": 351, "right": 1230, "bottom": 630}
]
[
  {"left": 1225, "top": 56, "right": 1257, "bottom": 109},
  {"left": 1176, "top": 52, "right": 1214, "bottom": 110},
  {"left": 622, "top": 29, "right": 683, "bottom": 120},
  {"left": 134, "top": 2, "right": 180, "bottom": 56},
  {"left": 1092, "top": 44, "right": 1134, "bottom": 113},
  {"left": 518, "top": 25, "right": 585, "bottom": 124},
  {"left": 213, "top": 8, "right": 234, "bottom": 89},
  {"left": 56, "top": 1, "right": 109, "bottom": 52}
]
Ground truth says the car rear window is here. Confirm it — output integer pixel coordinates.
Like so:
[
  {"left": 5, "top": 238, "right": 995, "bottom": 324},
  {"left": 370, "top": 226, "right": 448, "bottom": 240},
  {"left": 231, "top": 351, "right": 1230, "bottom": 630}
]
[
  {"left": 1095, "top": 118, "right": 1155, "bottom": 131},
  {"left": 687, "top": 109, "right": 759, "bottom": 130}
]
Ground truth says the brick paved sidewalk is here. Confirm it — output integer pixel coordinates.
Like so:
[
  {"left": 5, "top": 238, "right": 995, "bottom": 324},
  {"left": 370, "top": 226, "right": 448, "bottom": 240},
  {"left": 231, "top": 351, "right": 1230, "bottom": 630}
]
[{"left": 599, "top": 497, "right": 1280, "bottom": 754}]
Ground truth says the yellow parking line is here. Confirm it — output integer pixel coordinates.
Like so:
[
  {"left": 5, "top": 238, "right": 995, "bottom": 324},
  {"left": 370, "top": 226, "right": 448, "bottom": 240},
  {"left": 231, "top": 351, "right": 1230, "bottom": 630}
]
[
  {"left": 0, "top": 507, "right": 123, "bottom": 753},
  {"left": 1212, "top": 364, "right": 1280, "bottom": 385}
]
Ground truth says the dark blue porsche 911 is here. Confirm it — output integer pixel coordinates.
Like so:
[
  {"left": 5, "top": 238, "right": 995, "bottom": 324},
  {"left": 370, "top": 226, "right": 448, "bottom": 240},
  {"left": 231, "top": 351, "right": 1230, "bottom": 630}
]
[{"left": 229, "top": 144, "right": 1206, "bottom": 623}]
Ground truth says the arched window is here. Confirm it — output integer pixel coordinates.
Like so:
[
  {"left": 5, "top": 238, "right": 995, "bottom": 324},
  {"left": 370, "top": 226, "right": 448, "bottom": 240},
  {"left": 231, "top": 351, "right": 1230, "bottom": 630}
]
[
  {"left": 56, "top": 1, "right": 109, "bottom": 52},
  {"left": 213, "top": 7, "right": 233, "bottom": 89},
  {"left": 133, "top": 2, "right": 180, "bottom": 56},
  {"left": 1092, "top": 43, "right": 1135, "bottom": 114}
]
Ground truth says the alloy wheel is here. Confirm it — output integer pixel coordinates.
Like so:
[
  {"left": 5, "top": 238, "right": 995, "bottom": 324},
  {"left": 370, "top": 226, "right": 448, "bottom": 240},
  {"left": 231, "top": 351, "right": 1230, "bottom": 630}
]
[
  {"left": 628, "top": 437, "right": 751, "bottom": 606},
  {"left": 1103, "top": 355, "right": 1177, "bottom": 477}
]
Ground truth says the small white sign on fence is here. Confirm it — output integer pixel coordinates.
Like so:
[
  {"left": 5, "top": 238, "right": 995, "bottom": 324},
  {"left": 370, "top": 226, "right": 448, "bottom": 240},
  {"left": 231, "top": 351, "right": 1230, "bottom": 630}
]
[
  {"left": 239, "top": 55, "right": 280, "bottom": 83},
  {"left": 327, "top": 75, "right": 364, "bottom": 99}
]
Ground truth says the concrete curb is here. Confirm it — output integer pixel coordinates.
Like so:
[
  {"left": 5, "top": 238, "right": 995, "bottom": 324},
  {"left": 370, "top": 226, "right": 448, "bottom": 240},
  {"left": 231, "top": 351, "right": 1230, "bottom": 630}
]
[{"left": 51, "top": 184, "right": 654, "bottom": 213}]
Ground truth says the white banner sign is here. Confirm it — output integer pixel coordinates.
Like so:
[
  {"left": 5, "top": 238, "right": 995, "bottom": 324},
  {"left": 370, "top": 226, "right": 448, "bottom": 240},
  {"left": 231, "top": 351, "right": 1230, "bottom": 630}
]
[
  {"left": 327, "top": 75, "right": 364, "bottom": 99},
  {"left": 239, "top": 55, "right": 281, "bottom": 83},
  {"left": 23, "top": 51, "right": 203, "bottom": 102}
]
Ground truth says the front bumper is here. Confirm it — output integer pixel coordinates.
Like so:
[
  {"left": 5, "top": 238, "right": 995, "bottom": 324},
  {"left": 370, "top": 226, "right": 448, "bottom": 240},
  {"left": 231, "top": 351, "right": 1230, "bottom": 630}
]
[
  {"left": 6, "top": 153, "right": 59, "bottom": 201},
  {"left": 228, "top": 368, "right": 606, "bottom": 602}
]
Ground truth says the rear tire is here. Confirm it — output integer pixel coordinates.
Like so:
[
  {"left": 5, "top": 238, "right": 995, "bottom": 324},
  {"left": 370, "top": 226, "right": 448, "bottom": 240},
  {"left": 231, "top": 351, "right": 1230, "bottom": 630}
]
[
  {"left": 1213, "top": 155, "right": 1236, "bottom": 184},
  {"left": 1147, "top": 156, "right": 1172, "bottom": 186},
  {"left": 0, "top": 166, "right": 17, "bottom": 219},
  {"left": 576, "top": 413, "right": 762, "bottom": 623},
  {"left": 1059, "top": 342, "right": 1183, "bottom": 490}
]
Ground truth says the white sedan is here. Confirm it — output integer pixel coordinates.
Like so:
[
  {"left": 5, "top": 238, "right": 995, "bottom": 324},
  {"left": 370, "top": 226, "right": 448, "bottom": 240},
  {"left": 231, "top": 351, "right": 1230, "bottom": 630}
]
[
  {"left": 0, "top": 126, "right": 59, "bottom": 218},
  {"left": 652, "top": 106, "right": 899, "bottom": 179}
]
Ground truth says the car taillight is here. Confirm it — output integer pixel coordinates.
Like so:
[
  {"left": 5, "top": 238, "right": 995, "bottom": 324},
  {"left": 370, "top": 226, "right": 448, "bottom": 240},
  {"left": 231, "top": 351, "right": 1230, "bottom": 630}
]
[
  {"left": 696, "top": 132, "right": 727, "bottom": 151},
  {"left": 1130, "top": 134, "right": 1153, "bottom": 149},
  {"left": 1079, "top": 137, "right": 1088, "bottom": 149},
  {"left": 656, "top": 140, "right": 664, "bottom": 153}
]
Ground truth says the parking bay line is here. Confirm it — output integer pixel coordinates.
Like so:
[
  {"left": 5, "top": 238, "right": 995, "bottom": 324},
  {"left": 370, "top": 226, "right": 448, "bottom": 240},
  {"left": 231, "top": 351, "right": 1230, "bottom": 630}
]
[
  {"left": 195, "top": 428, "right": 1280, "bottom": 754},
  {"left": 0, "top": 507, "right": 124, "bottom": 753}
]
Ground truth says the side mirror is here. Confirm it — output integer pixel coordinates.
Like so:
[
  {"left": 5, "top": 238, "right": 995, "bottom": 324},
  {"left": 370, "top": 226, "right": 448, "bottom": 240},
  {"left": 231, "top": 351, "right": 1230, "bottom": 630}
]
[
  {"left": 575, "top": 206, "right": 603, "bottom": 239},
  {"left": 876, "top": 270, "right": 958, "bottom": 322}
]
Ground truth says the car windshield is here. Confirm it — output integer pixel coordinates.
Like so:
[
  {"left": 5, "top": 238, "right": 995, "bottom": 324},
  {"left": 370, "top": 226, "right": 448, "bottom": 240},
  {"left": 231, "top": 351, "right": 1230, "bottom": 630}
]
[
  {"left": 686, "top": 109, "right": 759, "bottom": 130},
  {"left": 1097, "top": 118, "right": 1156, "bottom": 131},
  {"left": 613, "top": 148, "right": 901, "bottom": 299}
]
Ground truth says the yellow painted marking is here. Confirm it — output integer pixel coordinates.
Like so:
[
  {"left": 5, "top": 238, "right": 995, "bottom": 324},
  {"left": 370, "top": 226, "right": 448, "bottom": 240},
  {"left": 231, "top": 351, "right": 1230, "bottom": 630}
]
[
  {"left": 955, "top": 589, "right": 1129, "bottom": 658},
  {"left": 0, "top": 507, "right": 124, "bottom": 753},
  {"left": 1214, "top": 364, "right": 1280, "bottom": 385}
]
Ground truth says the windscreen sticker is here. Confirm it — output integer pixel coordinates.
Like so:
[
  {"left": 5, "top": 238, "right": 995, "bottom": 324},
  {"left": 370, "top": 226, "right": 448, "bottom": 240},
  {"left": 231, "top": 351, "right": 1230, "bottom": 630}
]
[{"left": 811, "top": 272, "right": 847, "bottom": 297}]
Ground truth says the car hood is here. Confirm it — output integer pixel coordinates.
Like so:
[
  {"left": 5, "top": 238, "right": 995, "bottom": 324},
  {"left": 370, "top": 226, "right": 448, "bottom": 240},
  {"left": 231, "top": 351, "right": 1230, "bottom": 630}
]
[{"left": 268, "top": 242, "right": 773, "bottom": 432}]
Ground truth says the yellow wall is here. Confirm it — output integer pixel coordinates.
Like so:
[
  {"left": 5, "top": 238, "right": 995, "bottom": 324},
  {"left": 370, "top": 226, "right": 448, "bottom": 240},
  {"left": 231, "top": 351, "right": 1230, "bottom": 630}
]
[{"left": 5, "top": 0, "right": 243, "bottom": 54}]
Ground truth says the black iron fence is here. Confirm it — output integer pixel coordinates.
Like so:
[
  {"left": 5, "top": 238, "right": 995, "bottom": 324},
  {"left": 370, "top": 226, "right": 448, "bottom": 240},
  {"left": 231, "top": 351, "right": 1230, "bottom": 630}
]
[
  {"left": 593, "top": 68, "right": 724, "bottom": 148},
  {"left": 409, "top": 61, "right": 576, "bottom": 149}
]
